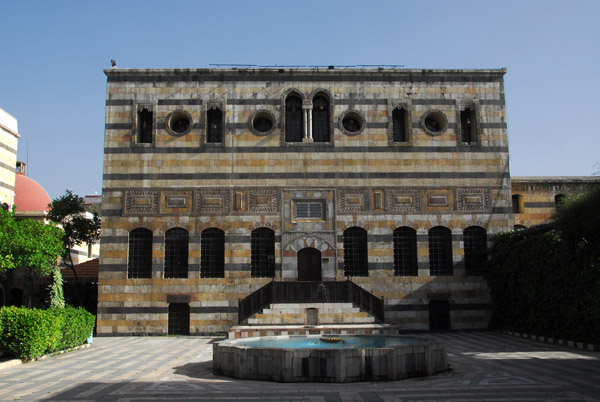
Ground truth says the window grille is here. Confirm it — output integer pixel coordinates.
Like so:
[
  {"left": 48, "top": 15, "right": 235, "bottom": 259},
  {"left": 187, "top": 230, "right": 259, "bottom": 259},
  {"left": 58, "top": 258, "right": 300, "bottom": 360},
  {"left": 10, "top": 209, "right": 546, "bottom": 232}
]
[
  {"left": 295, "top": 202, "right": 323, "bottom": 219},
  {"left": 138, "top": 108, "right": 153, "bottom": 143},
  {"left": 343, "top": 227, "right": 368, "bottom": 277},
  {"left": 392, "top": 107, "right": 407, "bottom": 142},
  {"left": 168, "top": 303, "right": 190, "bottom": 335},
  {"left": 201, "top": 228, "right": 225, "bottom": 278},
  {"left": 251, "top": 228, "right": 275, "bottom": 278},
  {"left": 285, "top": 95, "right": 303, "bottom": 142},
  {"left": 460, "top": 107, "right": 476, "bottom": 143},
  {"left": 463, "top": 226, "right": 487, "bottom": 275},
  {"left": 207, "top": 108, "right": 223, "bottom": 143},
  {"left": 164, "top": 228, "right": 189, "bottom": 278},
  {"left": 428, "top": 226, "right": 453, "bottom": 276},
  {"left": 312, "top": 95, "right": 330, "bottom": 142},
  {"left": 393, "top": 227, "right": 418, "bottom": 276},
  {"left": 128, "top": 228, "right": 153, "bottom": 278}
]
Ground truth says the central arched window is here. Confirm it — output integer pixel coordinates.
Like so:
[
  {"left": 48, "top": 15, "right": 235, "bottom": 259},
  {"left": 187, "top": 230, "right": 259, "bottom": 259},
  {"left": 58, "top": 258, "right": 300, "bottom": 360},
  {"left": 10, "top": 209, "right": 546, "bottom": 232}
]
[
  {"left": 343, "top": 227, "right": 368, "bottom": 276},
  {"left": 201, "top": 228, "right": 225, "bottom": 278},
  {"left": 463, "top": 226, "right": 487, "bottom": 275},
  {"left": 251, "top": 228, "right": 275, "bottom": 278},
  {"left": 428, "top": 226, "right": 453, "bottom": 276},
  {"left": 128, "top": 228, "right": 153, "bottom": 278},
  {"left": 393, "top": 227, "right": 418, "bottom": 276},
  {"left": 164, "top": 228, "right": 189, "bottom": 278},
  {"left": 312, "top": 94, "right": 330, "bottom": 142},
  {"left": 285, "top": 94, "right": 303, "bottom": 142}
]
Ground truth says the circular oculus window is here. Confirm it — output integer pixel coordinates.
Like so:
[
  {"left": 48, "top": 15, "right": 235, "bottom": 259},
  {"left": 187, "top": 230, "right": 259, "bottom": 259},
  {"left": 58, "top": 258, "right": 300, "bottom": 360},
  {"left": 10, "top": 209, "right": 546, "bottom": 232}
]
[
  {"left": 249, "top": 110, "right": 276, "bottom": 136},
  {"left": 166, "top": 110, "right": 193, "bottom": 136},
  {"left": 339, "top": 111, "right": 365, "bottom": 136},
  {"left": 421, "top": 111, "right": 448, "bottom": 136}
]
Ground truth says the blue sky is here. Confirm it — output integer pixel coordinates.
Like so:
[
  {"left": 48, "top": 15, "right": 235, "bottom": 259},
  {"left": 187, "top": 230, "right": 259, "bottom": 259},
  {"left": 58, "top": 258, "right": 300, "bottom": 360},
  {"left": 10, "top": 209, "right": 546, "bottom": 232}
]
[{"left": 1, "top": 0, "right": 599, "bottom": 199}]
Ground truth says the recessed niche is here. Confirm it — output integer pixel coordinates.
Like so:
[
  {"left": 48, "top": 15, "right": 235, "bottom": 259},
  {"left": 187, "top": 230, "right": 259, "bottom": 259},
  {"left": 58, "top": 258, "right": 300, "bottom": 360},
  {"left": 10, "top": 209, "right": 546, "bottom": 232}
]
[
  {"left": 166, "top": 110, "right": 193, "bottom": 136},
  {"left": 339, "top": 110, "right": 365, "bottom": 136},
  {"left": 421, "top": 111, "right": 447, "bottom": 136},
  {"left": 249, "top": 110, "right": 276, "bottom": 136}
]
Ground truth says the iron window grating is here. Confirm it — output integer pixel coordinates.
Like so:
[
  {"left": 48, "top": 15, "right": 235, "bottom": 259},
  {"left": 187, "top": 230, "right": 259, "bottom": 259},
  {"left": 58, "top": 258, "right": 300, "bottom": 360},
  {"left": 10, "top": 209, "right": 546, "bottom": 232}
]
[
  {"left": 200, "top": 228, "right": 225, "bottom": 278},
  {"left": 312, "top": 95, "right": 330, "bottom": 142},
  {"left": 393, "top": 227, "right": 418, "bottom": 276},
  {"left": 164, "top": 228, "right": 189, "bottom": 278},
  {"left": 428, "top": 227, "right": 453, "bottom": 276},
  {"left": 251, "top": 228, "right": 275, "bottom": 278},
  {"left": 128, "top": 228, "right": 153, "bottom": 278},
  {"left": 168, "top": 303, "right": 190, "bottom": 335},
  {"left": 207, "top": 108, "right": 223, "bottom": 143},
  {"left": 343, "top": 227, "right": 368, "bottom": 277},
  {"left": 285, "top": 95, "right": 303, "bottom": 142},
  {"left": 463, "top": 226, "right": 487, "bottom": 275}
]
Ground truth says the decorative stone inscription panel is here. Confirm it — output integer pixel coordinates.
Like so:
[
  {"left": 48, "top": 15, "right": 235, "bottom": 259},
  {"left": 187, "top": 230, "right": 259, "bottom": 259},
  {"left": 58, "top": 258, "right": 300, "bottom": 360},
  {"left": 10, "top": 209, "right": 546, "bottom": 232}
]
[
  {"left": 338, "top": 188, "right": 369, "bottom": 214},
  {"left": 456, "top": 188, "right": 490, "bottom": 212},
  {"left": 248, "top": 188, "right": 279, "bottom": 213},
  {"left": 196, "top": 189, "right": 230, "bottom": 215},
  {"left": 161, "top": 190, "right": 193, "bottom": 214},
  {"left": 123, "top": 189, "right": 160, "bottom": 216},
  {"left": 386, "top": 188, "right": 421, "bottom": 213}
]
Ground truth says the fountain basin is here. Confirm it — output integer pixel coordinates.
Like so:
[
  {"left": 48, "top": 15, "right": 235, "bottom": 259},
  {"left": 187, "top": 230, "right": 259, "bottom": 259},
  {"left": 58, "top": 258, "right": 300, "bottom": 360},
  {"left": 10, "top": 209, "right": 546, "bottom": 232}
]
[{"left": 213, "top": 335, "right": 447, "bottom": 382}]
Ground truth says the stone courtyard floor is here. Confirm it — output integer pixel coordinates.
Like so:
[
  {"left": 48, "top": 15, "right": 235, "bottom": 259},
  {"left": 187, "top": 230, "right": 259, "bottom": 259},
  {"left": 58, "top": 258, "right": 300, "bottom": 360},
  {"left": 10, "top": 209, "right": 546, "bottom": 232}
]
[{"left": 0, "top": 331, "right": 598, "bottom": 401}]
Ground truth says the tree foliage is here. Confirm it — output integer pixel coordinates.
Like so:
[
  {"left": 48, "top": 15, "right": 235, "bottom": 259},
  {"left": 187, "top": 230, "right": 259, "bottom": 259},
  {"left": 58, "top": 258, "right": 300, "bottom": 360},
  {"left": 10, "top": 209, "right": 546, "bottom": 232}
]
[
  {"left": 552, "top": 184, "right": 600, "bottom": 250},
  {"left": 47, "top": 190, "right": 101, "bottom": 262},
  {"left": 0, "top": 208, "right": 63, "bottom": 274}
]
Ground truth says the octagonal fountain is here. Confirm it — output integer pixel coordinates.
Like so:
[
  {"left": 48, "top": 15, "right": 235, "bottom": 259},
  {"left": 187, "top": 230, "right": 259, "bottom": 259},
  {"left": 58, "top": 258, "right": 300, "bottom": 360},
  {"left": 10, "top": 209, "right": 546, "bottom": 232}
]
[{"left": 213, "top": 334, "right": 447, "bottom": 382}]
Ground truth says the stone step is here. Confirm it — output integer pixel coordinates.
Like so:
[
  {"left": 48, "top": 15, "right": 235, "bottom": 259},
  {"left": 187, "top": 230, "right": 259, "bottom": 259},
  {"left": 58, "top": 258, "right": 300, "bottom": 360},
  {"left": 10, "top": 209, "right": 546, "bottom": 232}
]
[{"left": 246, "top": 302, "right": 376, "bottom": 325}]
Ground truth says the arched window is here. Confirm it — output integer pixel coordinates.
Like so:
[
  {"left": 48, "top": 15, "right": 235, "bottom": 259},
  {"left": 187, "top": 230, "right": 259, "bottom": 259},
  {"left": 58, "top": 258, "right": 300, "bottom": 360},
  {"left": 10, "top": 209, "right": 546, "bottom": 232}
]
[
  {"left": 201, "top": 228, "right": 225, "bottom": 278},
  {"left": 428, "top": 226, "right": 453, "bottom": 276},
  {"left": 207, "top": 107, "right": 223, "bottom": 143},
  {"left": 137, "top": 107, "right": 153, "bottom": 144},
  {"left": 312, "top": 94, "right": 330, "bottom": 142},
  {"left": 251, "top": 228, "right": 275, "bottom": 278},
  {"left": 285, "top": 94, "right": 303, "bottom": 142},
  {"left": 343, "top": 227, "right": 368, "bottom": 277},
  {"left": 393, "top": 227, "right": 418, "bottom": 276},
  {"left": 392, "top": 107, "right": 407, "bottom": 142},
  {"left": 512, "top": 194, "right": 524, "bottom": 214},
  {"left": 128, "top": 228, "right": 153, "bottom": 278},
  {"left": 165, "top": 228, "right": 189, "bottom": 278},
  {"left": 463, "top": 226, "right": 487, "bottom": 275}
]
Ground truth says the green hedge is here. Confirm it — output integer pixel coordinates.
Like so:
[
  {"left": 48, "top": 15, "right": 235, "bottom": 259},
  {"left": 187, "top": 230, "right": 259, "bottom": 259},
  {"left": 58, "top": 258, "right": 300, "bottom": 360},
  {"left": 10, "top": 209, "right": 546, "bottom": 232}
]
[
  {"left": 0, "top": 306, "right": 95, "bottom": 359},
  {"left": 487, "top": 228, "right": 600, "bottom": 344}
]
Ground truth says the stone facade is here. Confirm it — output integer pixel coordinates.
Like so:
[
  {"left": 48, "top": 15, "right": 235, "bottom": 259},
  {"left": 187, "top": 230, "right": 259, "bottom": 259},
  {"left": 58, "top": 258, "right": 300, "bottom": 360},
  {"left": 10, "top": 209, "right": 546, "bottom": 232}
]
[
  {"left": 97, "top": 67, "right": 512, "bottom": 335},
  {"left": 511, "top": 177, "right": 599, "bottom": 228}
]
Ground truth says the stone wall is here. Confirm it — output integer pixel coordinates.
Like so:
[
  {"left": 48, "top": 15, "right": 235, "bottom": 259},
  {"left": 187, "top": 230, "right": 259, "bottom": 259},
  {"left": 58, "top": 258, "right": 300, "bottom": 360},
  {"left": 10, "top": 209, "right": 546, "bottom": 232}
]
[{"left": 98, "top": 68, "right": 511, "bottom": 335}]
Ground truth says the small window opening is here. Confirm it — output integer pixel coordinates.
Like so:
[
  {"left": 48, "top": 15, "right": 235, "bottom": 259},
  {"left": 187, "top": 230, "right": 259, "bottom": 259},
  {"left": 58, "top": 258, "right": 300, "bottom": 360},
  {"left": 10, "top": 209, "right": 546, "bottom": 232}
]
[
  {"left": 252, "top": 114, "right": 273, "bottom": 133},
  {"left": 342, "top": 116, "right": 361, "bottom": 132},
  {"left": 425, "top": 117, "right": 440, "bottom": 132},
  {"left": 312, "top": 95, "right": 330, "bottom": 142},
  {"left": 555, "top": 194, "right": 567, "bottom": 208},
  {"left": 138, "top": 108, "right": 153, "bottom": 143},
  {"left": 168, "top": 111, "right": 191, "bottom": 134},
  {"left": 460, "top": 107, "right": 476, "bottom": 143},
  {"left": 512, "top": 194, "right": 524, "bottom": 214},
  {"left": 392, "top": 107, "right": 407, "bottom": 142},
  {"left": 207, "top": 107, "right": 223, "bottom": 143}
]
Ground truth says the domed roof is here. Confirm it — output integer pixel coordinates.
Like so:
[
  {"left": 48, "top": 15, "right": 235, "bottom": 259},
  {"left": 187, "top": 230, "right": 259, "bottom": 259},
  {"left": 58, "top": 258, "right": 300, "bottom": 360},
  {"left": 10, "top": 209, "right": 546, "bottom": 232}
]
[{"left": 14, "top": 173, "right": 51, "bottom": 213}]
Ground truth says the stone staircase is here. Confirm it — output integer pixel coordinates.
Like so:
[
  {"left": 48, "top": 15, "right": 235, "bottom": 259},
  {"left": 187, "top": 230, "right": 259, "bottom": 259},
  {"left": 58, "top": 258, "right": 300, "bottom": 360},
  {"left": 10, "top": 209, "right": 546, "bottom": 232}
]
[{"left": 247, "top": 302, "right": 376, "bottom": 325}]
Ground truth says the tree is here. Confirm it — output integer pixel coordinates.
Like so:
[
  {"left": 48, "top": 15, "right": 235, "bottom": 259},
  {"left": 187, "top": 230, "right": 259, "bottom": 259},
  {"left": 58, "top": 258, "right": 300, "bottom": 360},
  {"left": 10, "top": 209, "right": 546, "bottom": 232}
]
[
  {"left": 0, "top": 208, "right": 64, "bottom": 306},
  {"left": 47, "top": 190, "right": 101, "bottom": 287},
  {"left": 0, "top": 208, "right": 63, "bottom": 274}
]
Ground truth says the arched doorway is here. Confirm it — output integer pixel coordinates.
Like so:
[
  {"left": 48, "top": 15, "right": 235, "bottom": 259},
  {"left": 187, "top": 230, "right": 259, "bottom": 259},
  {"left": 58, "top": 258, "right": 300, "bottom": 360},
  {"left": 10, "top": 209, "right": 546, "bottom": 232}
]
[{"left": 297, "top": 248, "right": 322, "bottom": 281}]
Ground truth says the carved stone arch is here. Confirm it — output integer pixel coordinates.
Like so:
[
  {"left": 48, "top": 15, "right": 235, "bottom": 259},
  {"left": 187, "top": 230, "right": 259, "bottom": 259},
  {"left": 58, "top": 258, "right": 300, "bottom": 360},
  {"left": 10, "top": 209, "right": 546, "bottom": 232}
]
[
  {"left": 281, "top": 87, "right": 306, "bottom": 103},
  {"left": 307, "top": 87, "right": 334, "bottom": 104},
  {"left": 283, "top": 232, "right": 335, "bottom": 253},
  {"left": 281, "top": 89, "right": 306, "bottom": 145}
]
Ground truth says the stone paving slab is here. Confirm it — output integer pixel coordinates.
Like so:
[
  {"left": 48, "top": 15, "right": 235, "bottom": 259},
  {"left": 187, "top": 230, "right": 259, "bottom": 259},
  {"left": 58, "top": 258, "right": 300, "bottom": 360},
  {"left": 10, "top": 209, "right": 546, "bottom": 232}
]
[{"left": 0, "top": 332, "right": 598, "bottom": 401}]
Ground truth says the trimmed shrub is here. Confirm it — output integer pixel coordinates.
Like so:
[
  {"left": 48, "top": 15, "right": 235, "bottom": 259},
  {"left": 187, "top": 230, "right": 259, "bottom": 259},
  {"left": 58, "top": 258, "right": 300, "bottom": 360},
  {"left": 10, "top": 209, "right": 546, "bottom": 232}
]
[
  {"left": 0, "top": 306, "right": 95, "bottom": 359},
  {"left": 0, "top": 306, "right": 61, "bottom": 359},
  {"left": 55, "top": 307, "right": 95, "bottom": 349}
]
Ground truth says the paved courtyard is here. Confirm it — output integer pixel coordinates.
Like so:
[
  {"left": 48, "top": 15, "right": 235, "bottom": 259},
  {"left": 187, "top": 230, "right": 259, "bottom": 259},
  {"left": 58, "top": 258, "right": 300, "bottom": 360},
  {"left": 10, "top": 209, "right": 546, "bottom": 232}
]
[{"left": 0, "top": 332, "right": 598, "bottom": 401}]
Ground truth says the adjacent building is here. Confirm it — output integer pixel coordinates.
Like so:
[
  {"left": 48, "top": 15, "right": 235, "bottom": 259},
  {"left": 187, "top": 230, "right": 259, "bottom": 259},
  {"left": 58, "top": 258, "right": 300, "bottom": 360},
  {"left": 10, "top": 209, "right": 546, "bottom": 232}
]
[{"left": 0, "top": 107, "right": 19, "bottom": 210}]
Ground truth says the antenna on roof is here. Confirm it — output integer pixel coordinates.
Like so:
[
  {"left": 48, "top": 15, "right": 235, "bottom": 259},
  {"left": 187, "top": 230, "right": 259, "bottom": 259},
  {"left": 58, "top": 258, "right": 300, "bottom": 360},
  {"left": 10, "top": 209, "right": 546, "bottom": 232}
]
[{"left": 209, "top": 64, "right": 258, "bottom": 68}]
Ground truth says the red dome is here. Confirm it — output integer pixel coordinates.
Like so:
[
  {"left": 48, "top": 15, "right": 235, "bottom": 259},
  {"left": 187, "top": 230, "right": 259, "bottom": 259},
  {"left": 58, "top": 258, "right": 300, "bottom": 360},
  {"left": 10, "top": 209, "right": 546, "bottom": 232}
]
[{"left": 14, "top": 173, "right": 51, "bottom": 213}]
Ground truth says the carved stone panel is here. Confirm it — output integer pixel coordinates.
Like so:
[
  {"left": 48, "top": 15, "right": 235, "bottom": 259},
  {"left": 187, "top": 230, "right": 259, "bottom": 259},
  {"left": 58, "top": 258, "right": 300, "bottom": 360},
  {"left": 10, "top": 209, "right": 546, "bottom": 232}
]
[
  {"left": 338, "top": 188, "right": 369, "bottom": 214},
  {"left": 423, "top": 189, "right": 454, "bottom": 212},
  {"left": 456, "top": 188, "right": 490, "bottom": 212},
  {"left": 123, "top": 189, "right": 160, "bottom": 216},
  {"left": 161, "top": 190, "right": 193, "bottom": 214},
  {"left": 248, "top": 188, "right": 279, "bottom": 213},
  {"left": 196, "top": 189, "right": 230, "bottom": 215},
  {"left": 386, "top": 188, "right": 421, "bottom": 213}
]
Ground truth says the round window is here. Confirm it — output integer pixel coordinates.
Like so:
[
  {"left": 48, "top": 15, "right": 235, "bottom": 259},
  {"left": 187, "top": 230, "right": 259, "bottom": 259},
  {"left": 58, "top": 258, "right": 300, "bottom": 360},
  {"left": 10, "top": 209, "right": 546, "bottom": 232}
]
[
  {"left": 421, "top": 111, "right": 447, "bottom": 136},
  {"left": 249, "top": 110, "right": 276, "bottom": 136},
  {"left": 166, "top": 110, "right": 193, "bottom": 136},
  {"left": 339, "top": 110, "right": 365, "bottom": 136}
]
